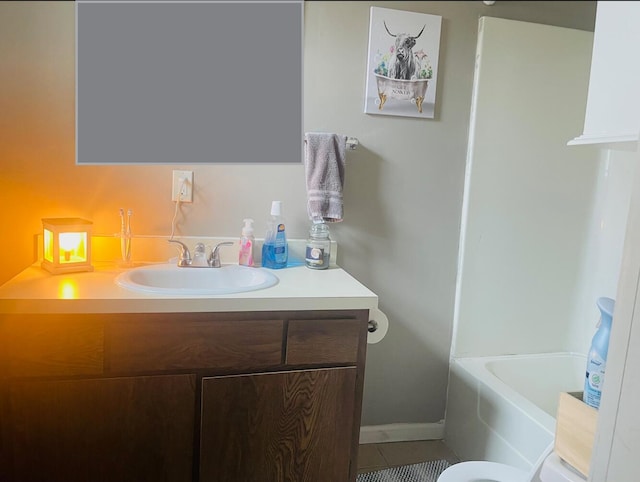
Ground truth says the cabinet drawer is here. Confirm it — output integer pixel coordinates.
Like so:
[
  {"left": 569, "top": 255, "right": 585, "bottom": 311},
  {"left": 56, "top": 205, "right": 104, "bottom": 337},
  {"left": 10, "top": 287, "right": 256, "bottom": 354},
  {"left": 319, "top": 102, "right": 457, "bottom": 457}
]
[
  {"left": 286, "top": 319, "right": 362, "bottom": 365},
  {"left": 0, "top": 315, "right": 104, "bottom": 378},
  {"left": 108, "top": 318, "right": 283, "bottom": 373}
]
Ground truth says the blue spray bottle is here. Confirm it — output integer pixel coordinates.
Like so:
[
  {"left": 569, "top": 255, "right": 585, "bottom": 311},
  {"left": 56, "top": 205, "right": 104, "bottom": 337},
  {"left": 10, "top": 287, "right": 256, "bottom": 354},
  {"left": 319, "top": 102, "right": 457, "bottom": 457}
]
[{"left": 583, "top": 297, "right": 615, "bottom": 409}]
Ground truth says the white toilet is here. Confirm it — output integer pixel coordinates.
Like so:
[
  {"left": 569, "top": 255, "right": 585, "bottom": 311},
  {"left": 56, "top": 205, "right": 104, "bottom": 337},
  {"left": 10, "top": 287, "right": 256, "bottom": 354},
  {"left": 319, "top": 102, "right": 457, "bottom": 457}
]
[{"left": 437, "top": 443, "right": 586, "bottom": 482}]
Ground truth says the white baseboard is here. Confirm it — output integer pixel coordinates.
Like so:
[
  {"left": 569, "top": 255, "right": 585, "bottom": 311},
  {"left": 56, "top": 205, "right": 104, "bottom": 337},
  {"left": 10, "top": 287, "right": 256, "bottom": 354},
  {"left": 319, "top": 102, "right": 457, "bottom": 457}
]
[{"left": 359, "top": 421, "right": 445, "bottom": 444}]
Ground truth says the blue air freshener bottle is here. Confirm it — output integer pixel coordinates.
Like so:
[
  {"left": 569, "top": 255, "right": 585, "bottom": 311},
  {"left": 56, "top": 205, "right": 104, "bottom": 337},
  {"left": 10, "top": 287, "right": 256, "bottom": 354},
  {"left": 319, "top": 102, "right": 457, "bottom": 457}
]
[{"left": 583, "top": 297, "right": 615, "bottom": 409}]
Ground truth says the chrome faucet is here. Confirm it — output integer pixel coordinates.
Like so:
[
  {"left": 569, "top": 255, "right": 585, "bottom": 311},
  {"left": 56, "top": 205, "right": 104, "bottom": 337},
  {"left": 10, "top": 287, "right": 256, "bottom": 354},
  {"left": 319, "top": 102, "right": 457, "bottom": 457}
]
[
  {"left": 168, "top": 239, "right": 233, "bottom": 268},
  {"left": 192, "top": 243, "right": 208, "bottom": 266}
]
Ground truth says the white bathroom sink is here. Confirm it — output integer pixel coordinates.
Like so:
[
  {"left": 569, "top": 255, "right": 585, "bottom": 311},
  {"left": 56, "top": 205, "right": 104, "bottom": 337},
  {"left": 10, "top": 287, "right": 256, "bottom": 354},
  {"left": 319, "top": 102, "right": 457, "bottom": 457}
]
[{"left": 115, "top": 263, "right": 278, "bottom": 295}]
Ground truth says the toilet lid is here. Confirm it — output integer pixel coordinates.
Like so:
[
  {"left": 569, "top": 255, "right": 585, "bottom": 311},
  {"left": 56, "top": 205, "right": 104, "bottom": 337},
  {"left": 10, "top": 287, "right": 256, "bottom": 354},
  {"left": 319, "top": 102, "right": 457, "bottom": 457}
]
[{"left": 438, "top": 461, "right": 529, "bottom": 482}]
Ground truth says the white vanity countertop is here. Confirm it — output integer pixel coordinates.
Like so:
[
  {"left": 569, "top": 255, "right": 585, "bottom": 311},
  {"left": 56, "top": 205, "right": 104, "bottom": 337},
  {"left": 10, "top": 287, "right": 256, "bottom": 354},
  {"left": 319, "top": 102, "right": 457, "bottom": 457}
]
[{"left": 0, "top": 263, "right": 378, "bottom": 314}]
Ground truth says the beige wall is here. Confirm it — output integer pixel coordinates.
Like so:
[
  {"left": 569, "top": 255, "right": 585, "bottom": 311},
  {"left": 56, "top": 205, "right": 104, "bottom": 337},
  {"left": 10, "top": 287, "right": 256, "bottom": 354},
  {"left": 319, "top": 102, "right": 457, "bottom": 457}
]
[{"left": 0, "top": 1, "right": 595, "bottom": 426}]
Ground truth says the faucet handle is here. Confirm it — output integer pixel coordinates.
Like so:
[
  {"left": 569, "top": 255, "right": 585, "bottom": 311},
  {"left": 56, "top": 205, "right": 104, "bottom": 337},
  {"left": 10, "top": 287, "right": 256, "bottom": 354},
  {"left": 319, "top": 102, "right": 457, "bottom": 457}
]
[
  {"left": 168, "top": 239, "right": 192, "bottom": 267},
  {"left": 208, "top": 241, "right": 234, "bottom": 268}
]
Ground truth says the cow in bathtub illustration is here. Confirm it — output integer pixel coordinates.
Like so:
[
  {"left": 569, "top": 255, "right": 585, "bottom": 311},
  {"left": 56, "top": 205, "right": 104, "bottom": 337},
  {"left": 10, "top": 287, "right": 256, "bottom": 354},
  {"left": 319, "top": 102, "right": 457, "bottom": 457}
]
[{"left": 374, "top": 21, "right": 433, "bottom": 113}]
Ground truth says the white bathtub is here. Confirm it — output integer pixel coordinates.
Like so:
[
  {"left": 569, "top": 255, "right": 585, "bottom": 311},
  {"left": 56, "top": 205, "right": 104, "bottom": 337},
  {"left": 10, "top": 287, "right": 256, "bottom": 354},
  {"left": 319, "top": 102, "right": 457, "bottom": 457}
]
[{"left": 444, "top": 353, "right": 585, "bottom": 471}]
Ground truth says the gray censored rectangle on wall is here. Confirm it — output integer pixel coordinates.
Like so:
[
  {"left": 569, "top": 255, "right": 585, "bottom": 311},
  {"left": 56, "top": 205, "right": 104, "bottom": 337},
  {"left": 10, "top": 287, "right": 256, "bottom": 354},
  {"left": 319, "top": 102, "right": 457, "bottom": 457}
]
[{"left": 76, "top": 1, "right": 303, "bottom": 164}]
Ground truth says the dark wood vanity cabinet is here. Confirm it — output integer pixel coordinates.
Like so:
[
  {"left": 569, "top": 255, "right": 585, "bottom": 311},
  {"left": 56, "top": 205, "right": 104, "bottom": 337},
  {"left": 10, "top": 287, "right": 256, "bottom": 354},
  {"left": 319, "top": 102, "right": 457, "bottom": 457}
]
[{"left": 0, "top": 309, "right": 368, "bottom": 482}]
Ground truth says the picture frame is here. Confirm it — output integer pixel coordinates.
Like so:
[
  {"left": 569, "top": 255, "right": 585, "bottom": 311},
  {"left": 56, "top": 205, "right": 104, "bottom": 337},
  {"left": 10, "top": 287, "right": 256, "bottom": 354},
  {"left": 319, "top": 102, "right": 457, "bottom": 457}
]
[{"left": 364, "top": 7, "right": 442, "bottom": 119}]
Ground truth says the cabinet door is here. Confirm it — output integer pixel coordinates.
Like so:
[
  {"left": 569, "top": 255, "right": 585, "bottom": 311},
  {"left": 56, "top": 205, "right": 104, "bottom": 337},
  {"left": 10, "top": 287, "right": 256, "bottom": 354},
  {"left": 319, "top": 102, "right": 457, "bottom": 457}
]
[
  {"left": 200, "top": 368, "right": 357, "bottom": 482},
  {"left": 6, "top": 374, "right": 196, "bottom": 482}
]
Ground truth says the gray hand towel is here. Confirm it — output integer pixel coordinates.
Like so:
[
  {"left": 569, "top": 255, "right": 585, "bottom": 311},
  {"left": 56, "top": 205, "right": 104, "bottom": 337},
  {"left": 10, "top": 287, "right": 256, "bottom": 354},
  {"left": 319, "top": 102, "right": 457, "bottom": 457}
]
[{"left": 304, "top": 132, "right": 347, "bottom": 222}]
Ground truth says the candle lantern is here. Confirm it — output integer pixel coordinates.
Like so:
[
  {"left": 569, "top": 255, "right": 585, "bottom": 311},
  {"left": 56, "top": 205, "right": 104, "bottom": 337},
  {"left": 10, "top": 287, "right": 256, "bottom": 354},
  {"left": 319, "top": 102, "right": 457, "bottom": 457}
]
[{"left": 41, "top": 218, "right": 93, "bottom": 274}]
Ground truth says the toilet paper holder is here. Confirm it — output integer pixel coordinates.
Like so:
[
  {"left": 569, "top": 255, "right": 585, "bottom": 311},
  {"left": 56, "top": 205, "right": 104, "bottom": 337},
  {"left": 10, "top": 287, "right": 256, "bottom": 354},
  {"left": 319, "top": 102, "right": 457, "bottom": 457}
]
[{"left": 367, "top": 308, "right": 388, "bottom": 344}]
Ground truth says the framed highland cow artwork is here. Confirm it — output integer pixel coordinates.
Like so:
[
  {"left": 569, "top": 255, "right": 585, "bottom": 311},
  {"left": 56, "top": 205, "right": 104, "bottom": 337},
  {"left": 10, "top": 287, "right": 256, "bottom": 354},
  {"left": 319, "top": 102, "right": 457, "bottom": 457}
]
[{"left": 364, "top": 7, "right": 442, "bottom": 119}]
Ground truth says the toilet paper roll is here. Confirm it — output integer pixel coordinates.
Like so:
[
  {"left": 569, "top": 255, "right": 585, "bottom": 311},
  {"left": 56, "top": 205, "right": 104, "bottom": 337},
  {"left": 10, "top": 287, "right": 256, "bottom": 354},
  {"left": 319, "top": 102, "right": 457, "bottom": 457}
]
[{"left": 367, "top": 308, "right": 389, "bottom": 344}]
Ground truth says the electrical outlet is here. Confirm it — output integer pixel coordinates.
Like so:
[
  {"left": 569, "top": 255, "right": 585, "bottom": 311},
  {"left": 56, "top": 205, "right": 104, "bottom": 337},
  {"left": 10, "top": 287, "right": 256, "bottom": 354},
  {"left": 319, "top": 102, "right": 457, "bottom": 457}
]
[{"left": 172, "top": 170, "right": 193, "bottom": 202}]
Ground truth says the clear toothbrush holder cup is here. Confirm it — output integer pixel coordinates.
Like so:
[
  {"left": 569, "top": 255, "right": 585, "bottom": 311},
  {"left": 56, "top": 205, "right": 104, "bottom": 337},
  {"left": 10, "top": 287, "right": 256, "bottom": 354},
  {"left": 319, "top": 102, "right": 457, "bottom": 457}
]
[{"left": 120, "top": 233, "right": 132, "bottom": 266}]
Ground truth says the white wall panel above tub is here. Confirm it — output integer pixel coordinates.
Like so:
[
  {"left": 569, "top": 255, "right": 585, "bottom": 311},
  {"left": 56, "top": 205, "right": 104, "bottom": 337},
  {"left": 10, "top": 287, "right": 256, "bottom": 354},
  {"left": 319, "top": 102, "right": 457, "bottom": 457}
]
[{"left": 452, "top": 17, "right": 598, "bottom": 358}]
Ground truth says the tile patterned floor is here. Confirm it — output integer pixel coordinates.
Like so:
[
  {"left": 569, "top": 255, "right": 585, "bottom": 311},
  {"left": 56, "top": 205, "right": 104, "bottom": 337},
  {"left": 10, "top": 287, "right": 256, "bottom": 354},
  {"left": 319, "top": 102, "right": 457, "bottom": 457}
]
[{"left": 357, "top": 440, "right": 460, "bottom": 475}]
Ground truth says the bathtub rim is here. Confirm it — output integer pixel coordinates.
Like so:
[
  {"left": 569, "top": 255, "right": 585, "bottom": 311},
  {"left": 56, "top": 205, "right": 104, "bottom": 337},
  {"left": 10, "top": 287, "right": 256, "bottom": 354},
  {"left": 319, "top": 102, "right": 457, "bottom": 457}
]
[{"left": 450, "top": 351, "right": 587, "bottom": 436}]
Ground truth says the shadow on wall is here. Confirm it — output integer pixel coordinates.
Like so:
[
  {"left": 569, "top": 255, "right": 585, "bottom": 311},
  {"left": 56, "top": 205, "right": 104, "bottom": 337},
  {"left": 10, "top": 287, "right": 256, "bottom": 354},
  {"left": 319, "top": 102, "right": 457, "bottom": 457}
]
[
  {"left": 331, "top": 146, "right": 388, "bottom": 278},
  {"left": 360, "top": 304, "right": 449, "bottom": 425}
]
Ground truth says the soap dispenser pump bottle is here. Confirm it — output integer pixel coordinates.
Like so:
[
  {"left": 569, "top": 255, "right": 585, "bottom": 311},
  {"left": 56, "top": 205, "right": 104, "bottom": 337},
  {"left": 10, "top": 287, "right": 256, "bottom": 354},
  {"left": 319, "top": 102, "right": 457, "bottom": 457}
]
[
  {"left": 261, "top": 201, "right": 288, "bottom": 269},
  {"left": 583, "top": 296, "right": 615, "bottom": 409},
  {"left": 239, "top": 218, "right": 255, "bottom": 267}
]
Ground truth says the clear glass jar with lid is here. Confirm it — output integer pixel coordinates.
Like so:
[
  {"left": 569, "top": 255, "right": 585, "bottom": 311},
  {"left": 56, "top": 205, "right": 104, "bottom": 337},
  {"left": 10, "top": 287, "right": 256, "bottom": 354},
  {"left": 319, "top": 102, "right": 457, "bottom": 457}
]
[{"left": 305, "top": 221, "right": 330, "bottom": 269}]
